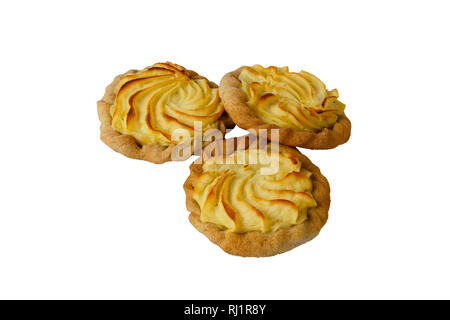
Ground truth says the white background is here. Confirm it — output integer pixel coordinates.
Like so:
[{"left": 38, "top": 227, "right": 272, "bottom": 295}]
[{"left": 1, "top": 0, "right": 449, "bottom": 299}]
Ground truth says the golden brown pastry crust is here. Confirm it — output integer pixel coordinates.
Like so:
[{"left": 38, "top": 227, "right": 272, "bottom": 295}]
[
  {"left": 219, "top": 67, "right": 351, "bottom": 150},
  {"left": 97, "top": 67, "right": 234, "bottom": 164},
  {"left": 183, "top": 136, "right": 331, "bottom": 257}
]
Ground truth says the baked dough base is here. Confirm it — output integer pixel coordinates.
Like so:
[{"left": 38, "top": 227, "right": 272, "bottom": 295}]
[
  {"left": 98, "top": 68, "right": 234, "bottom": 164},
  {"left": 219, "top": 67, "right": 351, "bottom": 150},
  {"left": 183, "top": 136, "right": 331, "bottom": 257}
]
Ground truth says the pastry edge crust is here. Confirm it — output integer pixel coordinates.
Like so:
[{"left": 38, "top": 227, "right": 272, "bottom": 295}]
[
  {"left": 97, "top": 67, "right": 235, "bottom": 164},
  {"left": 219, "top": 67, "right": 351, "bottom": 150},
  {"left": 183, "top": 137, "right": 331, "bottom": 257}
]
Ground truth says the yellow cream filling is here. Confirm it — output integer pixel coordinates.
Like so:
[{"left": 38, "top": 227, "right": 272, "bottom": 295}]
[
  {"left": 110, "top": 62, "right": 224, "bottom": 146},
  {"left": 193, "top": 147, "right": 317, "bottom": 233},
  {"left": 238, "top": 65, "right": 345, "bottom": 132}
]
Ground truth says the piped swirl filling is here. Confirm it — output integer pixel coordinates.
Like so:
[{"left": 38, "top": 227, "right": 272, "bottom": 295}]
[
  {"left": 110, "top": 62, "right": 224, "bottom": 146},
  {"left": 193, "top": 147, "right": 317, "bottom": 233},
  {"left": 238, "top": 65, "right": 345, "bottom": 132}
]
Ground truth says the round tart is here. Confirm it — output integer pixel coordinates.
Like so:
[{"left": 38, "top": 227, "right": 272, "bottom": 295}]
[
  {"left": 219, "top": 65, "right": 351, "bottom": 149},
  {"left": 183, "top": 136, "right": 330, "bottom": 257},
  {"left": 98, "top": 62, "right": 234, "bottom": 163}
]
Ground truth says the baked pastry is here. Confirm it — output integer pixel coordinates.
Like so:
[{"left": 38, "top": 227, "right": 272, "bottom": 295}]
[
  {"left": 183, "top": 136, "right": 330, "bottom": 257},
  {"left": 219, "top": 65, "right": 351, "bottom": 149},
  {"left": 98, "top": 62, "right": 234, "bottom": 163}
]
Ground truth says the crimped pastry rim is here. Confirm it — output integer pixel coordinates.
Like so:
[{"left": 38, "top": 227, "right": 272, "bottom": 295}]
[
  {"left": 97, "top": 66, "right": 234, "bottom": 164},
  {"left": 183, "top": 136, "right": 331, "bottom": 257},
  {"left": 219, "top": 66, "right": 351, "bottom": 150}
]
